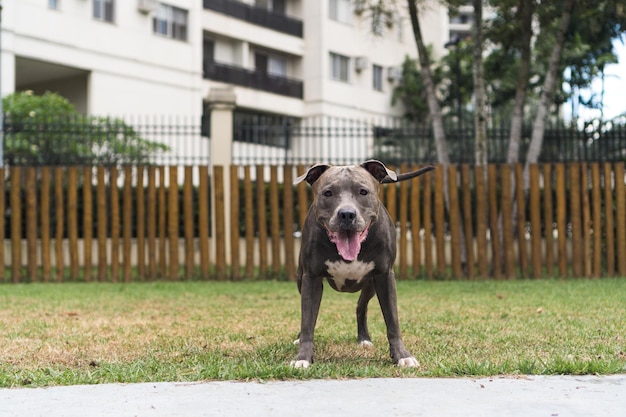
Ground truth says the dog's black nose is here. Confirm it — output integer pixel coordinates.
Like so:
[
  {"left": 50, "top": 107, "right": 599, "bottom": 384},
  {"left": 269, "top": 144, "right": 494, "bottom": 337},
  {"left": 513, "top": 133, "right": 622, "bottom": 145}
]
[{"left": 338, "top": 207, "right": 357, "bottom": 225}]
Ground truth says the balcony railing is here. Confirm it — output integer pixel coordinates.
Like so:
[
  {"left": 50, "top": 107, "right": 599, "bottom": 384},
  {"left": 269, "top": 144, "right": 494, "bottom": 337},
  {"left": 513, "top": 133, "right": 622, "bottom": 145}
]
[
  {"left": 203, "top": 0, "right": 303, "bottom": 38},
  {"left": 204, "top": 61, "right": 303, "bottom": 99}
]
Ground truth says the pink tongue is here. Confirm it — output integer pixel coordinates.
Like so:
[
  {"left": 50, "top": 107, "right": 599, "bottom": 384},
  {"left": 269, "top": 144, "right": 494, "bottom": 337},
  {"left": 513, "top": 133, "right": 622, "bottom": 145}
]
[{"left": 335, "top": 232, "right": 361, "bottom": 261}]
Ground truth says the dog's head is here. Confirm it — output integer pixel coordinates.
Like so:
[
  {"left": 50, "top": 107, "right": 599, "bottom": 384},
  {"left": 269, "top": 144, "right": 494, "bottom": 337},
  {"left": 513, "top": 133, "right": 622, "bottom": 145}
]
[{"left": 294, "top": 160, "right": 398, "bottom": 261}]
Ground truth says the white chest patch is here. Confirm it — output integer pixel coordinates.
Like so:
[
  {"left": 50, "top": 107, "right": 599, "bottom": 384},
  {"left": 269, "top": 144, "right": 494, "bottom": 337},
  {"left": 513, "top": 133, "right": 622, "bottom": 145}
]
[{"left": 325, "top": 259, "right": 375, "bottom": 290}]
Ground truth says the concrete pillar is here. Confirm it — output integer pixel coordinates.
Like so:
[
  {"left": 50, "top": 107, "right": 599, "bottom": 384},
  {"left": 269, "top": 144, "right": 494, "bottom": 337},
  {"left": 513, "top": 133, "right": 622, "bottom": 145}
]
[{"left": 208, "top": 87, "right": 236, "bottom": 264}]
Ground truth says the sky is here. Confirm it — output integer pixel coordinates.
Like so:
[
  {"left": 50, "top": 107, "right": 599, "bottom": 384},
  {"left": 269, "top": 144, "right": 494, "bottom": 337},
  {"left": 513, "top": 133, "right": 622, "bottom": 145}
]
[{"left": 564, "top": 39, "right": 626, "bottom": 121}]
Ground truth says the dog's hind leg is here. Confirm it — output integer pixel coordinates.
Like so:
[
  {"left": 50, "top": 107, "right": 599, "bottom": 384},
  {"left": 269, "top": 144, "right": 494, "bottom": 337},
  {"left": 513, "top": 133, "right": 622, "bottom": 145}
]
[
  {"left": 356, "top": 280, "right": 376, "bottom": 347},
  {"left": 293, "top": 265, "right": 303, "bottom": 344}
]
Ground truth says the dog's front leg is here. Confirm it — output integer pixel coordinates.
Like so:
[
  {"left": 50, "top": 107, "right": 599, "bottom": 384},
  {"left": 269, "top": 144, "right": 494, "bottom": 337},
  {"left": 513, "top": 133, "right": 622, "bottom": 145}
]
[
  {"left": 291, "top": 274, "right": 323, "bottom": 368},
  {"left": 374, "top": 270, "right": 419, "bottom": 368},
  {"left": 356, "top": 280, "right": 376, "bottom": 346}
]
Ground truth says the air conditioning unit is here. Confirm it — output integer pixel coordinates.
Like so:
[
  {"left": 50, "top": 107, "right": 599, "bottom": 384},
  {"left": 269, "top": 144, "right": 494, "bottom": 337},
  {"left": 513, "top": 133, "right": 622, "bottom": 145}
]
[
  {"left": 387, "top": 66, "right": 402, "bottom": 82},
  {"left": 355, "top": 57, "right": 369, "bottom": 72},
  {"left": 137, "top": 0, "right": 158, "bottom": 14}
]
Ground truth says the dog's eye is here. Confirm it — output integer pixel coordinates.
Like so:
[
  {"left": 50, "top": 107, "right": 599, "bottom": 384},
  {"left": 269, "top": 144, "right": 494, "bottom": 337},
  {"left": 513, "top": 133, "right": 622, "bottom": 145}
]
[
  {"left": 359, "top": 189, "right": 369, "bottom": 196},
  {"left": 323, "top": 190, "right": 332, "bottom": 197}
]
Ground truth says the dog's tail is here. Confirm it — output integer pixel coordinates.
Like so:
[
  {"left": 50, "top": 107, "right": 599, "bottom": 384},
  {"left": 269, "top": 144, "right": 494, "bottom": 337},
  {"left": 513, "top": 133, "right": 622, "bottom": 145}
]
[{"left": 381, "top": 165, "right": 435, "bottom": 183}]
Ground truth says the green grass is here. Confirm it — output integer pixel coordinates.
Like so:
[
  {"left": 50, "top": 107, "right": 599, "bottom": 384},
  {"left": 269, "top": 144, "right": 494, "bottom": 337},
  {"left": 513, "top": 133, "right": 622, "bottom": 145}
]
[{"left": 1, "top": 279, "right": 625, "bottom": 387}]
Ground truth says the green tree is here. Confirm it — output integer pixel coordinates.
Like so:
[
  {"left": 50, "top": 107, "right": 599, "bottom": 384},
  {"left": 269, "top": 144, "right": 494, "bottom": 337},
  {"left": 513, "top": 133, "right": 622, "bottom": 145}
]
[
  {"left": 392, "top": 55, "right": 441, "bottom": 124},
  {"left": 482, "top": 0, "right": 534, "bottom": 163},
  {"left": 2, "top": 91, "right": 169, "bottom": 166},
  {"left": 354, "top": 0, "right": 626, "bottom": 167},
  {"left": 392, "top": 38, "right": 476, "bottom": 128},
  {"left": 485, "top": 0, "right": 626, "bottom": 166},
  {"left": 562, "top": 1, "right": 625, "bottom": 122}
]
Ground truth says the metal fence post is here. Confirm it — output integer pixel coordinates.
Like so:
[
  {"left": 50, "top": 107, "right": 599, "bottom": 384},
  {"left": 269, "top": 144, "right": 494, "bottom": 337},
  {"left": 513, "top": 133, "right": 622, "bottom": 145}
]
[{"left": 208, "top": 87, "right": 236, "bottom": 265}]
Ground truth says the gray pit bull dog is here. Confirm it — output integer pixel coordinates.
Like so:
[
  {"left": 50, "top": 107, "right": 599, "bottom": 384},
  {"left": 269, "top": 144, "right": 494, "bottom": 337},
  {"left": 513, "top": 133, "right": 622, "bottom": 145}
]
[{"left": 291, "top": 160, "right": 434, "bottom": 368}]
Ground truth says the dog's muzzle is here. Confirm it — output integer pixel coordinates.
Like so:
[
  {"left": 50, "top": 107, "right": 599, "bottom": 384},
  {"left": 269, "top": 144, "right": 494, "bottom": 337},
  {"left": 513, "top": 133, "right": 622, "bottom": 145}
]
[{"left": 326, "top": 214, "right": 370, "bottom": 262}]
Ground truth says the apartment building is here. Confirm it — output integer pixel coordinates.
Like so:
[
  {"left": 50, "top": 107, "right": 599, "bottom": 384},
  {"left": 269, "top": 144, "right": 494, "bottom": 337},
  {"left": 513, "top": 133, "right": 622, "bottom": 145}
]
[
  {"left": 2, "top": 0, "right": 463, "bottom": 122},
  {"left": 448, "top": 2, "right": 473, "bottom": 41},
  {"left": 3, "top": 0, "right": 202, "bottom": 116}
]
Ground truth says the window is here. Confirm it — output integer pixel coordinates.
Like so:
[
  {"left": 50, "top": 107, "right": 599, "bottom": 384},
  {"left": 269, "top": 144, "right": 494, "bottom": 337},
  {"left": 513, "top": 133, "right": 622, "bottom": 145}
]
[
  {"left": 329, "top": 0, "right": 352, "bottom": 24},
  {"left": 330, "top": 53, "right": 350, "bottom": 82},
  {"left": 93, "top": 0, "right": 114, "bottom": 23},
  {"left": 203, "top": 39, "right": 215, "bottom": 76},
  {"left": 395, "top": 13, "right": 403, "bottom": 42},
  {"left": 450, "top": 14, "right": 470, "bottom": 24},
  {"left": 373, "top": 65, "right": 383, "bottom": 91},
  {"left": 272, "top": 0, "right": 286, "bottom": 14},
  {"left": 255, "top": 0, "right": 286, "bottom": 14},
  {"left": 153, "top": 4, "right": 189, "bottom": 41},
  {"left": 255, "top": 52, "right": 287, "bottom": 77},
  {"left": 268, "top": 56, "right": 287, "bottom": 77}
]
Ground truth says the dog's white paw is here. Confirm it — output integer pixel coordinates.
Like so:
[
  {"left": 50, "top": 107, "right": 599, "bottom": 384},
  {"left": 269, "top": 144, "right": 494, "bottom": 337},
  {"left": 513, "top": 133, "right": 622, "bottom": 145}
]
[
  {"left": 397, "top": 356, "right": 420, "bottom": 368},
  {"left": 293, "top": 338, "right": 300, "bottom": 345},
  {"left": 359, "top": 340, "right": 374, "bottom": 348},
  {"left": 290, "top": 360, "right": 310, "bottom": 369}
]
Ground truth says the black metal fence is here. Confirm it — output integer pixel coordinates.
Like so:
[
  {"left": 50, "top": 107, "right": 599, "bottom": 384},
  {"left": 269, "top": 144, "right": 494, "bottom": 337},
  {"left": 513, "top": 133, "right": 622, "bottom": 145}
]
[
  {"left": 232, "top": 116, "right": 626, "bottom": 165},
  {"left": 3, "top": 114, "right": 208, "bottom": 166},
  {"left": 3, "top": 113, "right": 625, "bottom": 166}
]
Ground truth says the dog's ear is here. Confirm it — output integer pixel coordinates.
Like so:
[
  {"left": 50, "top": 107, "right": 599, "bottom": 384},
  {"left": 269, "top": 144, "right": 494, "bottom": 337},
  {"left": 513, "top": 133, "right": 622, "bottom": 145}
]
[
  {"left": 295, "top": 164, "right": 331, "bottom": 185},
  {"left": 360, "top": 160, "right": 398, "bottom": 183}
]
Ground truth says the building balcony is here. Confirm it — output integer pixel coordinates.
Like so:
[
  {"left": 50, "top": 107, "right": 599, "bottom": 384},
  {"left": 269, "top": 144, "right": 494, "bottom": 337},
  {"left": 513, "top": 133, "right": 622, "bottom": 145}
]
[
  {"left": 203, "top": 61, "right": 303, "bottom": 99},
  {"left": 203, "top": 0, "right": 303, "bottom": 38}
]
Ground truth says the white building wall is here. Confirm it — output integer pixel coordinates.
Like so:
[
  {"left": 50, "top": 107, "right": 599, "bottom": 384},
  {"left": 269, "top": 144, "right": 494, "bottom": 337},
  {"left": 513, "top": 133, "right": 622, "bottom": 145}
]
[
  {"left": 87, "top": 71, "right": 199, "bottom": 116},
  {"left": 421, "top": 0, "right": 452, "bottom": 58},
  {"left": 301, "top": 0, "right": 325, "bottom": 108},
  {"left": 4, "top": 0, "right": 202, "bottom": 117},
  {"left": 2, "top": 0, "right": 461, "bottom": 166},
  {"left": 1, "top": 50, "right": 16, "bottom": 96},
  {"left": 4, "top": 0, "right": 453, "bottom": 120},
  {"left": 234, "top": 88, "right": 304, "bottom": 117},
  {"left": 301, "top": 0, "right": 449, "bottom": 120}
]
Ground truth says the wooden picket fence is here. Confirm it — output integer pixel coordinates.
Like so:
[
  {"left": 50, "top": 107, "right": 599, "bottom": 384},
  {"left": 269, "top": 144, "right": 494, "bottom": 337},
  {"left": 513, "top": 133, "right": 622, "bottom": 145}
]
[{"left": 2, "top": 162, "right": 625, "bottom": 283}]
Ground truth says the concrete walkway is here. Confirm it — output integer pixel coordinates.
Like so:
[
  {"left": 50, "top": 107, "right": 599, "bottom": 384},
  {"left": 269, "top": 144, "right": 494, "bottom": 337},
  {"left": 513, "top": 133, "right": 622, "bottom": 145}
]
[{"left": 2, "top": 375, "right": 625, "bottom": 417}]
